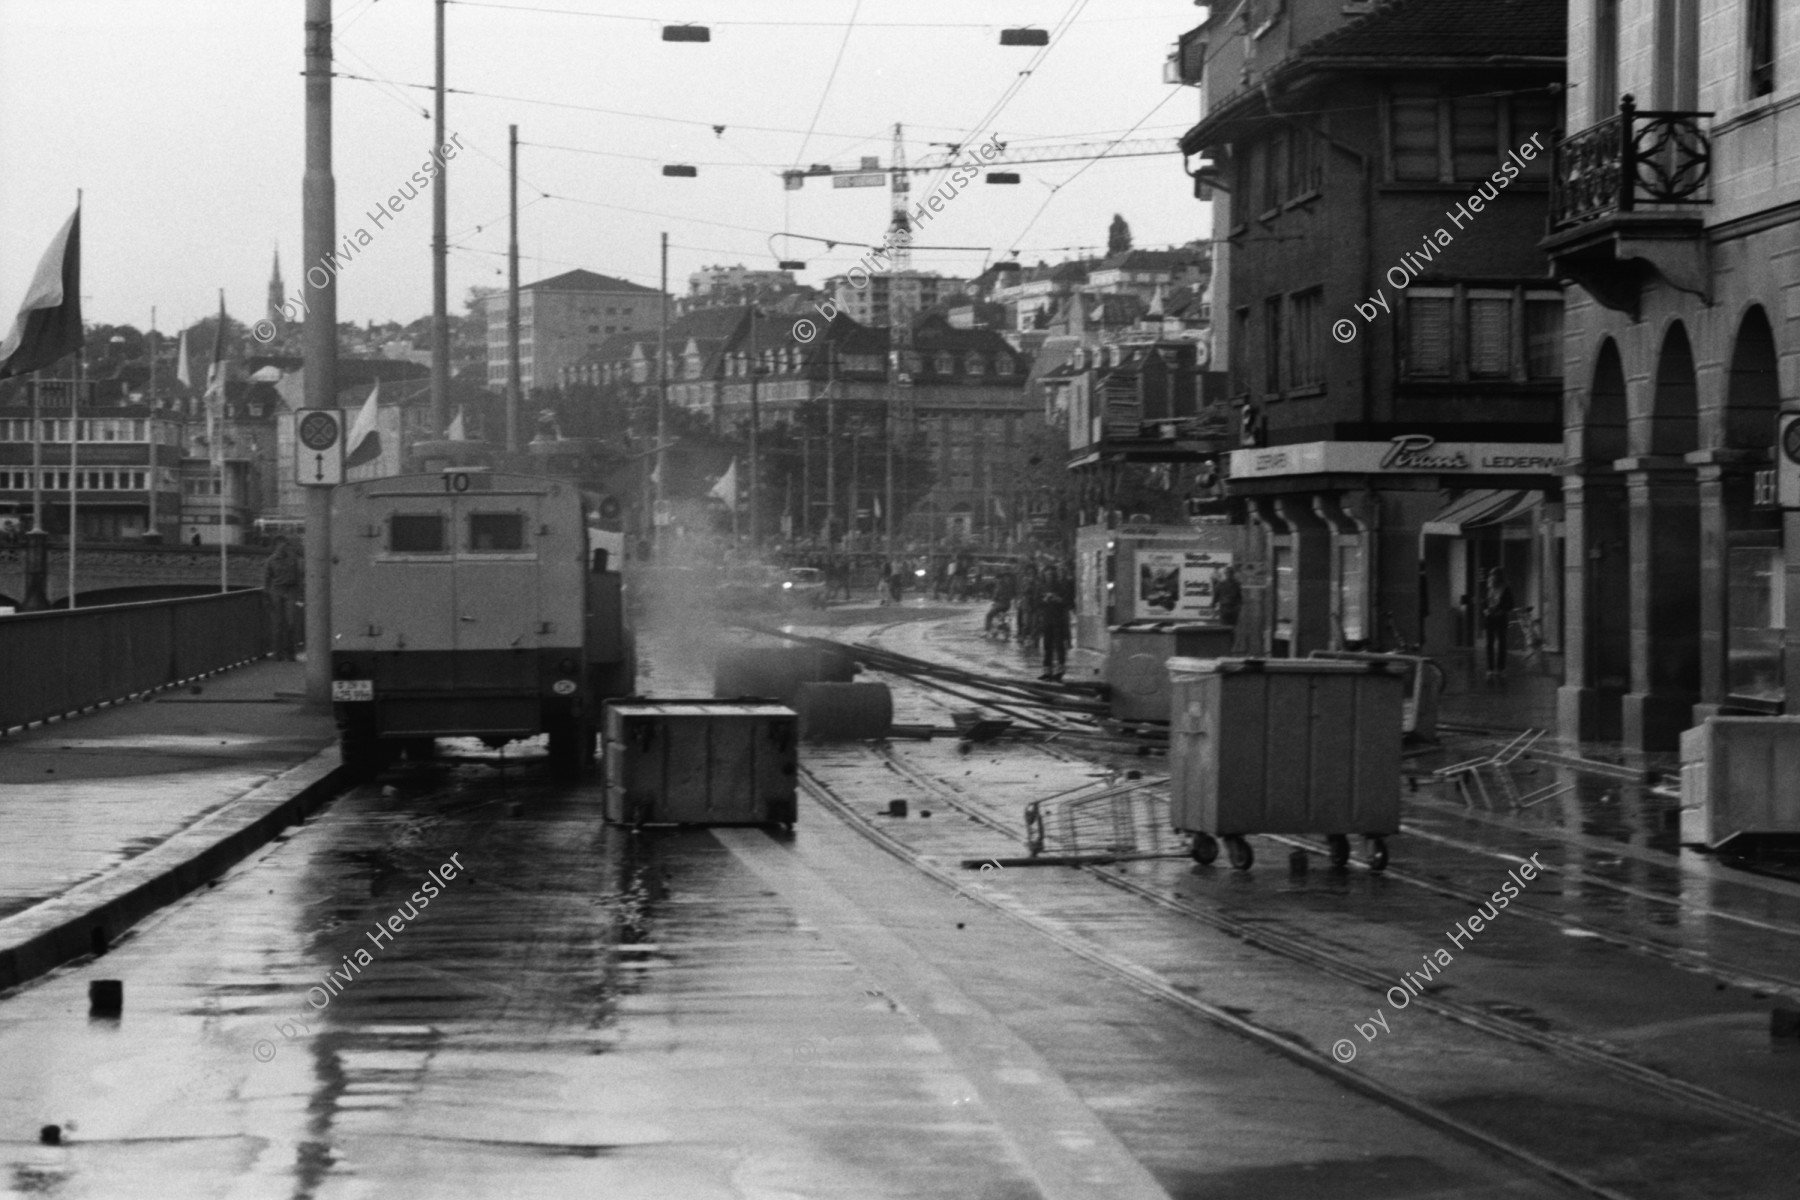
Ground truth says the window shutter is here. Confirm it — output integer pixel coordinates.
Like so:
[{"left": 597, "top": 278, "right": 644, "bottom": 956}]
[
  {"left": 1468, "top": 298, "right": 1512, "bottom": 378},
  {"left": 1451, "top": 96, "right": 1498, "bottom": 180},
  {"left": 1406, "top": 297, "right": 1452, "bottom": 377},
  {"left": 1391, "top": 86, "right": 1440, "bottom": 181}
]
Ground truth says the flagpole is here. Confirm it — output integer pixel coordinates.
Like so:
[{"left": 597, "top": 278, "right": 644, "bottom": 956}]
[{"left": 68, "top": 350, "right": 79, "bottom": 608}]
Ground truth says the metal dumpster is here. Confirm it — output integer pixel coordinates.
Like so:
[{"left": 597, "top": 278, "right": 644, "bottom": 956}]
[
  {"left": 1307, "top": 650, "right": 1443, "bottom": 742},
  {"left": 603, "top": 700, "right": 798, "bottom": 826},
  {"left": 1680, "top": 716, "right": 1800, "bottom": 851},
  {"left": 1105, "top": 622, "right": 1237, "bottom": 723},
  {"left": 1166, "top": 657, "right": 1404, "bottom": 870}
]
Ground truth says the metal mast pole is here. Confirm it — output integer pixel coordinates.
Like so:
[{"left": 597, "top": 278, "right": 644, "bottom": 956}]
[
  {"left": 655, "top": 231, "right": 667, "bottom": 536},
  {"left": 146, "top": 307, "right": 157, "bottom": 537},
  {"left": 748, "top": 304, "right": 760, "bottom": 545},
  {"left": 506, "top": 123, "right": 521, "bottom": 455},
  {"left": 824, "top": 344, "right": 836, "bottom": 549},
  {"left": 429, "top": 0, "right": 449, "bottom": 437},
  {"left": 302, "top": 0, "right": 339, "bottom": 706}
]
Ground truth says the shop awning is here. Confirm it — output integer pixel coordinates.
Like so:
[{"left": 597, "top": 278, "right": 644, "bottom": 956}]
[{"left": 1422, "top": 489, "right": 1541, "bottom": 537}]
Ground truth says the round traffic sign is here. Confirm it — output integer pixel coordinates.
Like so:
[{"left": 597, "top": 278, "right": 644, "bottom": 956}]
[
  {"left": 299, "top": 411, "right": 341, "bottom": 451},
  {"left": 1783, "top": 417, "right": 1800, "bottom": 466}
]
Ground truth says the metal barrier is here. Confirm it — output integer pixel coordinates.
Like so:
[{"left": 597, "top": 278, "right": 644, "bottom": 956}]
[{"left": 0, "top": 591, "right": 269, "bottom": 732}]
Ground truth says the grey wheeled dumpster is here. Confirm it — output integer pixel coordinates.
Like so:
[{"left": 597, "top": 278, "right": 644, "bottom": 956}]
[
  {"left": 1166, "top": 657, "right": 1404, "bottom": 870},
  {"left": 1106, "top": 622, "right": 1237, "bottom": 723}
]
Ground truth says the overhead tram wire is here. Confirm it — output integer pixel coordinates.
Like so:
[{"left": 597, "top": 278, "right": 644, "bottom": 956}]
[
  {"left": 447, "top": 0, "right": 1170, "bottom": 29},
  {"left": 791, "top": 0, "right": 864, "bottom": 169},
  {"left": 911, "top": 0, "right": 1092, "bottom": 200},
  {"left": 1005, "top": 87, "right": 1184, "bottom": 252},
  {"left": 330, "top": 71, "right": 905, "bottom": 140}
]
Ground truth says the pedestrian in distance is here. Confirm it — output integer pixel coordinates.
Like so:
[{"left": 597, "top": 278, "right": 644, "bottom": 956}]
[
  {"left": 986, "top": 570, "right": 1017, "bottom": 636},
  {"left": 1038, "top": 573, "right": 1072, "bottom": 681},
  {"left": 1214, "top": 564, "right": 1243, "bottom": 630},
  {"left": 1481, "top": 567, "right": 1515, "bottom": 679},
  {"left": 262, "top": 537, "right": 304, "bottom": 661}
]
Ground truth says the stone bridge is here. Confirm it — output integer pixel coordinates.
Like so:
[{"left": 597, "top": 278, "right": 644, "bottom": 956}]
[{"left": 0, "top": 544, "right": 271, "bottom": 609}]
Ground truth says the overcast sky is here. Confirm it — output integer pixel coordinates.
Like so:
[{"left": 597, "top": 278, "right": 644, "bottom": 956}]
[{"left": 0, "top": 0, "right": 1212, "bottom": 335}]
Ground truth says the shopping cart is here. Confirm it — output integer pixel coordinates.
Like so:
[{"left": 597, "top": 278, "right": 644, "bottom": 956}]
[{"left": 1023, "top": 774, "right": 1175, "bottom": 860}]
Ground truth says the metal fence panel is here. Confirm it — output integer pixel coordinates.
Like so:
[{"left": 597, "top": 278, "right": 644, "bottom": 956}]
[{"left": 0, "top": 592, "right": 268, "bottom": 731}]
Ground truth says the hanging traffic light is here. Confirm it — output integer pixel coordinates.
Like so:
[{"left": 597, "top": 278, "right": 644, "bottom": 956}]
[
  {"left": 778, "top": 260, "right": 807, "bottom": 270},
  {"left": 662, "top": 25, "right": 710, "bottom": 42},
  {"left": 986, "top": 172, "right": 1021, "bottom": 184},
  {"left": 662, "top": 164, "right": 698, "bottom": 177},
  {"left": 1000, "top": 28, "right": 1049, "bottom": 46}
]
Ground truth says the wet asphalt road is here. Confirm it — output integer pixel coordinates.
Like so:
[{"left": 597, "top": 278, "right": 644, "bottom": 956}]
[{"left": 5, "top": 602, "right": 1800, "bottom": 1197}]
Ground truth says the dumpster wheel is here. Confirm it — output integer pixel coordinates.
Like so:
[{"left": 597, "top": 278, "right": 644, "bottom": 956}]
[
  {"left": 1327, "top": 834, "right": 1351, "bottom": 867},
  {"left": 1225, "top": 835, "right": 1254, "bottom": 871},
  {"left": 1190, "top": 832, "right": 1219, "bottom": 865},
  {"left": 1367, "top": 836, "right": 1389, "bottom": 872}
]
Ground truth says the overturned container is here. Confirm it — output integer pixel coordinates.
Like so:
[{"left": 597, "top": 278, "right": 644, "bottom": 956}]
[
  {"left": 1680, "top": 716, "right": 1800, "bottom": 851},
  {"left": 713, "top": 645, "right": 857, "bottom": 705},
  {"left": 604, "top": 699, "right": 798, "bottom": 827},
  {"left": 1166, "top": 657, "right": 1404, "bottom": 871}
]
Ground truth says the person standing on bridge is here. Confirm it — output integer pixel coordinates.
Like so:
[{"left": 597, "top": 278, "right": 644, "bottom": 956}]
[{"left": 263, "top": 538, "right": 303, "bottom": 661}]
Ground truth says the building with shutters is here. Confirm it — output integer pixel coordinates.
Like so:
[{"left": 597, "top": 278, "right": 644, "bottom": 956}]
[{"left": 1175, "top": 0, "right": 1567, "bottom": 659}]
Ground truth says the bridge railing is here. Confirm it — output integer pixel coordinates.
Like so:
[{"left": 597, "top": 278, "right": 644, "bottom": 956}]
[{"left": 0, "top": 591, "right": 269, "bottom": 733}]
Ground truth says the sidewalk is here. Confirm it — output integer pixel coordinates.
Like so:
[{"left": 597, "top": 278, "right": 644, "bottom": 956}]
[{"left": 0, "top": 658, "right": 343, "bottom": 990}]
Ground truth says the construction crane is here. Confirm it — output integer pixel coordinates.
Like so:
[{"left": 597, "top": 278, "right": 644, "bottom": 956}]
[{"left": 779, "top": 132, "right": 1180, "bottom": 192}]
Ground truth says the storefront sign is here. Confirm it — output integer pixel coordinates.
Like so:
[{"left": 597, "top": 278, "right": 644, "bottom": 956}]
[
  {"left": 1136, "top": 549, "right": 1233, "bottom": 620},
  {"left": 1228, "top": 436, "right": 1566, "bottom": 480}
]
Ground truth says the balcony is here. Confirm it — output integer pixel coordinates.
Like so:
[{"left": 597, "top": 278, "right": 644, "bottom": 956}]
[{"left": 1542, "top": 96, "right": 1713, "bottom": 318}]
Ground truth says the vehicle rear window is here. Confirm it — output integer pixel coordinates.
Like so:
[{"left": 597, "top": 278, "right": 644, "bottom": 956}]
[
  {"left": 389, "top": 513, "right": 446, "bottom": 553},
  {"left": 468, "top": 512, "right": 526, "bottom": 551}
]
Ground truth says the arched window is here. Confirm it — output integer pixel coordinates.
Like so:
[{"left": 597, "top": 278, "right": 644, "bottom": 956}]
[
  {"left": 995, "top": 355, "right": 1014, "bottom": 376},
  {"left": 966, "top": 354, "right": 986, "bottom": 376},
  {"left": 935, "top": 352, "right": 955, "bottom": 375}
]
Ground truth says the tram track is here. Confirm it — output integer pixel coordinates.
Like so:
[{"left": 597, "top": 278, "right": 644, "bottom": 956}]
[
  {"left": 844, "top": 739, "right": 1800, "bottom": 1146},
  {"left": 879, "top": 616, "right": 1800, "bottom": 996},
  {"left": 785, "top": 617, "right": 1800, "bottom": 1176},
  {"left": 795, "top": 760, "right": 1636, "bottom": 1200}
]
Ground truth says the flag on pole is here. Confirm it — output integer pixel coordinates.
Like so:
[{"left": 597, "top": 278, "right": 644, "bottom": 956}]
[
  {"left": 446, "top": 406, "right": 466, "bottom": 441},
  {"left": 346, "top": 379, "right": 382, "bottom": 467},
  {"left": 204, "top": 292, "right": 228, "bottom": 468},
  {"left": 0, "top": 205, "right": 82, "bottom": 380},
  {"left": 708, "top": 458, "right": 738, "bottom": 510},
  {"left": 175, "top": 328, "right": 192, "bottom": 390}
]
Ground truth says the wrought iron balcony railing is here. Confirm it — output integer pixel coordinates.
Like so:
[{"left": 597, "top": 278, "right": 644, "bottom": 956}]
[{"left": 1550, "top": 95, "right": 1712, "bottom": 230}]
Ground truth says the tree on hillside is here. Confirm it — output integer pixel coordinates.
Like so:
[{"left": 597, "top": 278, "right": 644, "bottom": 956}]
[{"left": 1107, "top": 213, "right": 1133, "bottom": 256}]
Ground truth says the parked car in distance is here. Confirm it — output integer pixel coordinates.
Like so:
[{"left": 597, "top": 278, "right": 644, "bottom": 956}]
[
  {"left": 716, "top": 563, "right": 784, "bottom": 610},
  {"left": 780, "top": 567, "right": 827, "bottom": 609}
]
